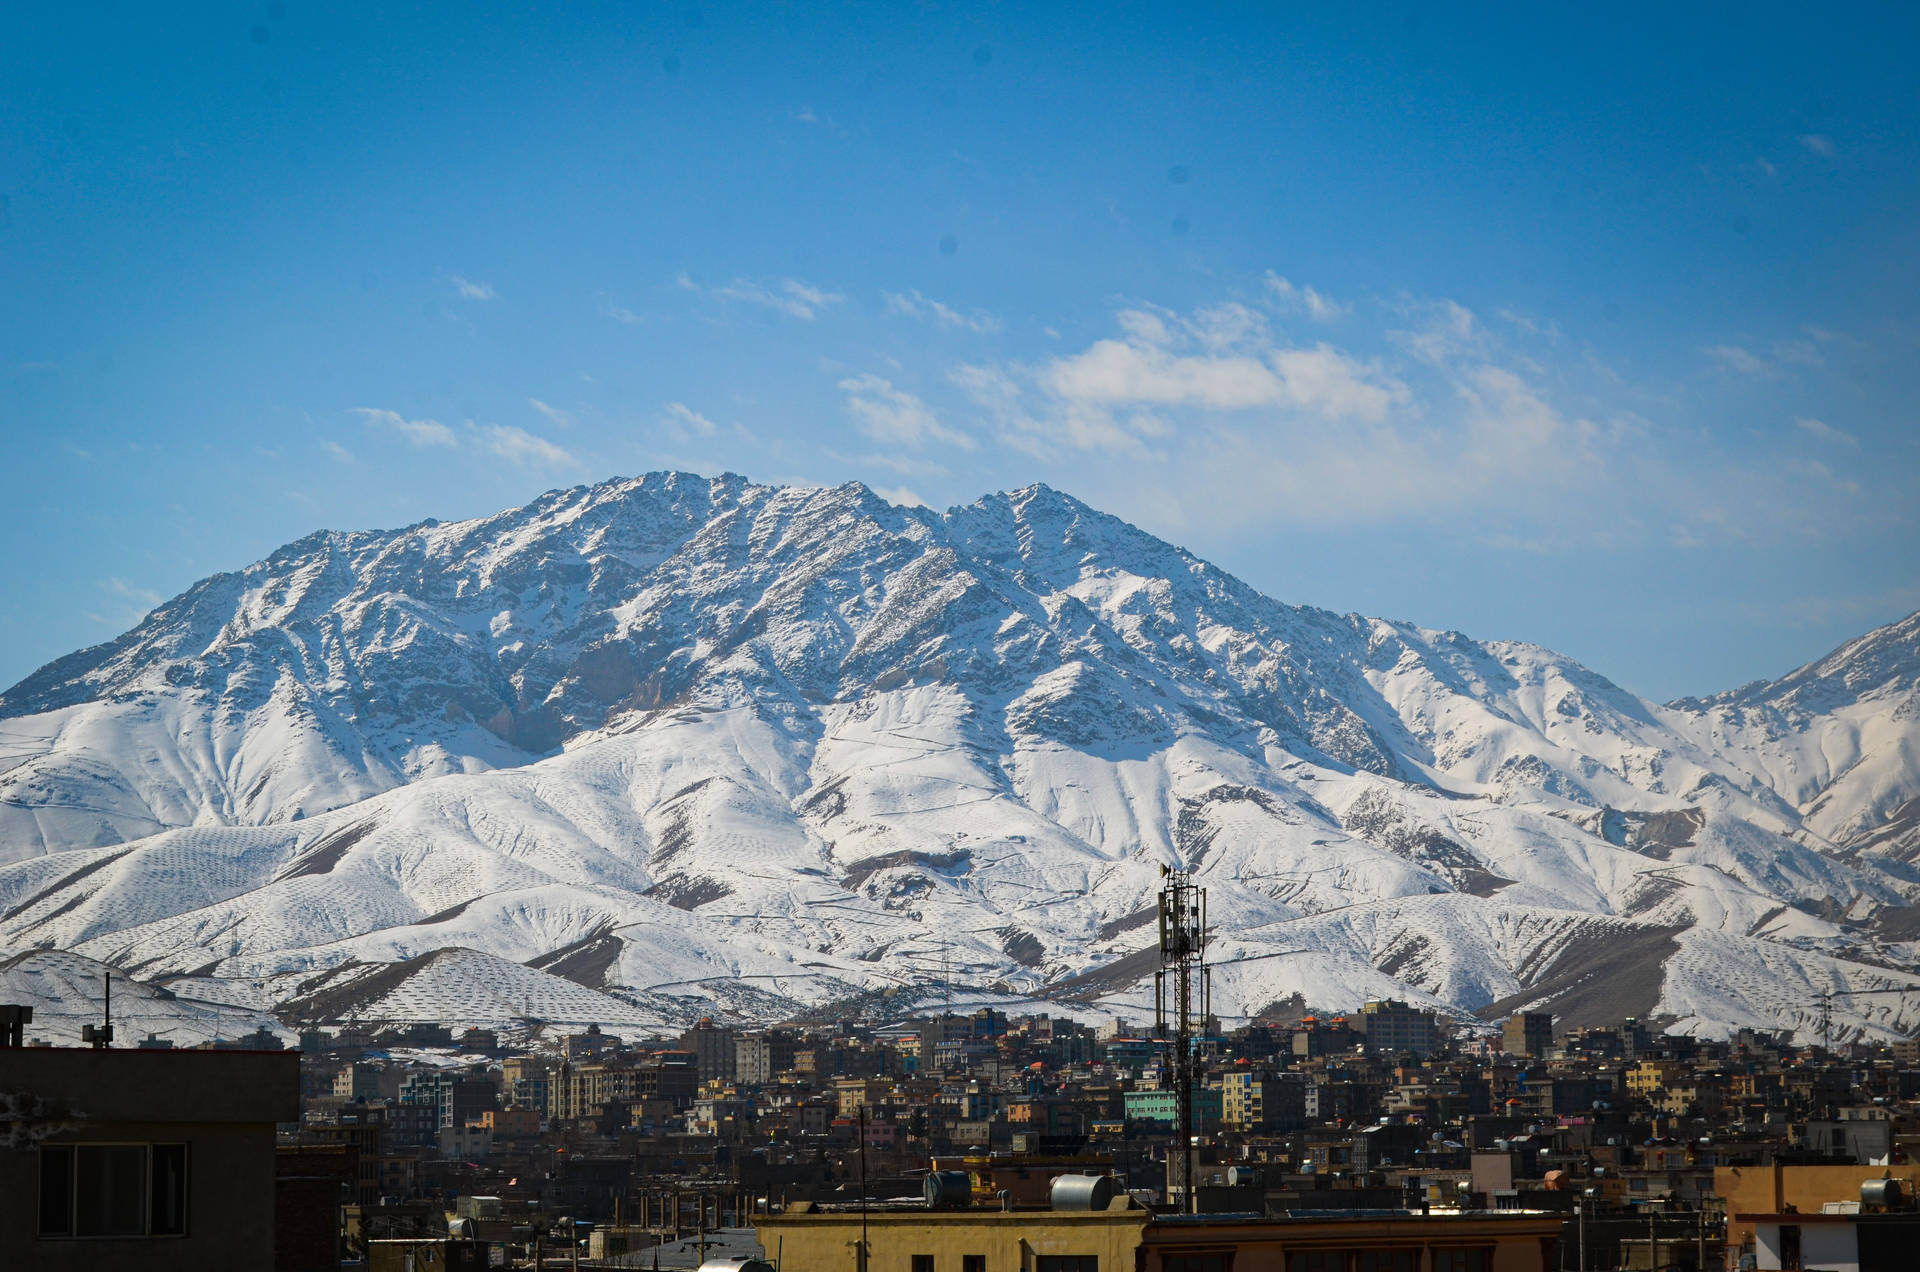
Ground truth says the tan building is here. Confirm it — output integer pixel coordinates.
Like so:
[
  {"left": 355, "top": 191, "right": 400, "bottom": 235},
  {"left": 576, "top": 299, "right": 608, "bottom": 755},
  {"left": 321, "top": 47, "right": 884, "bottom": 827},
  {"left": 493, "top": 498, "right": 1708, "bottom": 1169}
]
[
  {"left": 1625, "top": 1059, "right": 1686, "bottom": 1101},
  {"left": 0, "top": 1046, "right": 300, "bottom": 1271},
  {"left": 757, "top": 1199, "right": 1566, "bottom": 1272},
  {"left": 757, "top": 1194, "right": 1149, "bottom": 1272},
  {"left": 835, "top": 1076, "right": 894, "bottom": 1117},
  {"left": 1502, "top": 1012, "right": 1554, "bottom": 1059},
  {"left": 1716, "top": 1163, "right": 1920, "bottom": 1259}
]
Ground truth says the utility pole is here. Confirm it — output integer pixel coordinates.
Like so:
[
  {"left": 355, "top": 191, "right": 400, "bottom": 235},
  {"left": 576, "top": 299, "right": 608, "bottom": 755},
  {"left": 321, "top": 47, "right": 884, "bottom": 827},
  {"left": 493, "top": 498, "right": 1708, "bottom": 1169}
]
[
  {"left": 83, "top": 972, "right": 114, "bottom": 1048},
  {"left": 857, "top": 1105, "right": 870, "bottom": 1272},
  {"left": 1577, "top": 1192, "right": 1588, "bottom": 1272},
  {"left": 1155, "top": 867, "right": 1208, "bottom": 1214}
]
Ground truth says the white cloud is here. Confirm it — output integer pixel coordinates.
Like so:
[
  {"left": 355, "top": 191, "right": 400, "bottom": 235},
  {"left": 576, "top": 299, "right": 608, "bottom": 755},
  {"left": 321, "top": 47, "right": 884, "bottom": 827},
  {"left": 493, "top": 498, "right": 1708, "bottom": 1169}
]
[
  {"left": 873, "top": 485, "right": 928, "bottom": 508},
  {"left": 322, "top": 440, "right": 354, "bottom": 463},
  {"left": 478, "top": 424, "right": 575, "bottom": 469},
  {"left": 949, "top": 363, "right": 1021, "bottom": 411},
  {"left": 1397, "top": 298, "right": 1480, "bottom": 365},
  {"left": 1787, "top": 457, "right": 1861, "bottom": 496},
  {"left": 1800, "top": 134, "right": 1837, "bottom": 158},
  {"left": 1795, "top": 417, "right": 1858, "bottom": 448},
  {"left": 661, "top": 402, "right": 718, "bottom": 437},
  {"left": 682, "top": 273, "right": 846, "bottom": 320},
  {"left": 355, "top": 407, "right": 457, "bottom": 448},
  {"left": 1705, "top": 344, "right": 1771, "bottom": 376},
  {"left": 883, "top": 289, "right": 1001, "bottom": 334},
  {"left": 529, "top": 398, "right": 571, "bottom": 428},
  {"left": 449, "top": 275, "right": 496, "bottom": 301},
  {"left": 840, "top": 374, "right": 976, "bottom": 450},
  {"left": 106, "top": 577, "right": 163, "bottom": 608},
  {"left": 600, "top": 301, "right": 644, "bottom": 325},
  {"left": 1041, "top": 332, "right": 1404, "bottom": 422},
  {"left": 1263, "top": 271, "right": 1349, "bottom": 321}
]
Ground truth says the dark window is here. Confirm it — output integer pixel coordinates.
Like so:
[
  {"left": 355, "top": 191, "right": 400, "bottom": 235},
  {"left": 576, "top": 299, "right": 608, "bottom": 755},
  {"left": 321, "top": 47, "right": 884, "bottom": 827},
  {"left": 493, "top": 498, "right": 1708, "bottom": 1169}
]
[
  {"left": 913, "top": 1257, "right": 935, "bottom": 1272},
  {"left": 1037, "top": 1259, "right": 1099, "bottom": 1272},
  {"left": 1357, "top": 1254, "right": 1415, "bottom": 1272},
  {"left": 1285, "top": 1256, "right": 1345, "bottom": 1272},
  {"left": 36, "top": 1144, "right": 188, "bottom": 1239},
  {"left": 74, "top": 1145, "right": 146, "bottom": 1237},
  {"left": 150, "top": 1144, "right": 188, "bottom": 1236},
  {"left": 1165, "top": 1256, "right": 1232, "bottom": 1272},
  {"left": 38, "top": 1146, "right": 73, "bottom": 1236},
  {"left": 1431, "top": 1251, "right": 1491, "bottom": 1272},
  {"left": 964, "top": 1258, "right": 986, "bottom": 1272}
]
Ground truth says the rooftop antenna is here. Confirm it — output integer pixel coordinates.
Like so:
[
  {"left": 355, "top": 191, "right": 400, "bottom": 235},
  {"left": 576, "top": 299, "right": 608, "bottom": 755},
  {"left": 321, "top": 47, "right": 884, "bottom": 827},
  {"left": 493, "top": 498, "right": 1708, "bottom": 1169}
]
[
  {"left": 1154, "top": 866, "right": 1208, "bottom": 1214},
  {"left": 82, "top": 971, "right": 114, "bottom": 1049}
]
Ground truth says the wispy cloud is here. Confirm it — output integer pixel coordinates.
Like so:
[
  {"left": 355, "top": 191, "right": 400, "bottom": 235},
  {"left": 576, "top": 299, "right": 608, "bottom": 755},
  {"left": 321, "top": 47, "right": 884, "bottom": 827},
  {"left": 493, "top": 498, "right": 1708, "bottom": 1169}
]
[
  {"left": 529, "top": 398, "right": 571, "bottom": 428},
  {"left": 1705, "top": 344, "right": 1772, "bottom": 377},
  {"left": 1040, "top": 306, "right": 1403, "bottom": 421},
  {"left": 106, "top": 577, "right": 163, "bottom": 608},
  {"left": 882, "top": 289, "right": 1001, "bottom": 334},
  {"left": 1787, "top": 456, "right": 1861, "bottom": 496},
  {"left": 322, "top": 440, "right": 354, "bottom": 463},
  {"left": 1795, "top": 416, "right": 1858, "bottom": 448},
  {"left": 840, "top": 374, "right": 976, "bottom": 450},
  {"left": 1799, "top": 133, "right": 1837, "bottom": 158},
  {"left": 89, "top": 576, "right": 166, "bottom": 629},
  {"left": 679, "top": 273, "right": 846, "bottom": 321},
  {"left": 1263, "top": 271, "right": 1349, "bottom": 321},
  {"left": 449, "top": 274, "right": 496, "bottom": 301},
  {"left": 661, "top": 402, "right": 719, "bottom": 438},
  {"left": 479, "top": 424, "right": 575, "bottom": 469},
  {"left": 600, "top": 301, "right": 645, "bottom": 325},
  {"left": 873, "top": 485, "right": 928, "bottom": 508},
  {"left": 355, "top": 407, "right": 457, "bottom": 448}
]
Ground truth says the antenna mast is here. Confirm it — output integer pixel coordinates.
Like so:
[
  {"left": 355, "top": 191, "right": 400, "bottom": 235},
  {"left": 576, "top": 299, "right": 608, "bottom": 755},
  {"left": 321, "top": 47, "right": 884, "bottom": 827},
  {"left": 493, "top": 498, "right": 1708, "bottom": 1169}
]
[{"left": 1154, "top": 868, "right": 1209, "bottom": 1213}]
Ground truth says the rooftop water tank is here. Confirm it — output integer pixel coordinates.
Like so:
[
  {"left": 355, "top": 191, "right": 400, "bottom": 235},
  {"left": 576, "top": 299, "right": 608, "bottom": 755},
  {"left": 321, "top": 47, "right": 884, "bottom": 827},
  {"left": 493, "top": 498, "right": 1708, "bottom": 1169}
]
[
  {"left": 925, "top": 1171, "right": 974, "bottom": 1210},
  {"left": 1051, "top": 1174, "right": 1119, "bottom": 1211},
  {"left": 1863, "top": 1178, "right": 1904, "bottom": 1208}
]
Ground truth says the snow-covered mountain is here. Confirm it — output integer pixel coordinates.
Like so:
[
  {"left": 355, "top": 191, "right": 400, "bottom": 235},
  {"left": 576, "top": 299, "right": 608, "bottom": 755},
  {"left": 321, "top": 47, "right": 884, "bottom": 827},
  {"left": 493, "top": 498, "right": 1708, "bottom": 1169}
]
[{"left": 2, "top": 473, "right": 1917, "bottom": 1041}]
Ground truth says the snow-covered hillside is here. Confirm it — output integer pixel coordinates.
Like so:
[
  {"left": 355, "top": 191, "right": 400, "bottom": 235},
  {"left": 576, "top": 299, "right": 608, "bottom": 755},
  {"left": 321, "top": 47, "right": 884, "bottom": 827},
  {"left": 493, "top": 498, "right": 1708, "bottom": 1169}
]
[{"left": 2, "top": 473, "right": 1917, "bottom": 1041}]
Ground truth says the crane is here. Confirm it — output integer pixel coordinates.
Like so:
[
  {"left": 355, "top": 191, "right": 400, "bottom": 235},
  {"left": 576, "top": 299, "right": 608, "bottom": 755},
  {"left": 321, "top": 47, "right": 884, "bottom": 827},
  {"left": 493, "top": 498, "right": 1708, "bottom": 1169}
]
[{"left": 1815, "top": 985, "right": 1920, "bottom": 1049}]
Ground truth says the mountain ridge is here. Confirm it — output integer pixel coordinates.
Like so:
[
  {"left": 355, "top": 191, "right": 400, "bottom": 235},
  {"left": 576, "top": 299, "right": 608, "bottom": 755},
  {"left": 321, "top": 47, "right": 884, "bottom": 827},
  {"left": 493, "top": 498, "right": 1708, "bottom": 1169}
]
[{"left": 2, "top": 472, "right": 1917, "bottom": 1041}]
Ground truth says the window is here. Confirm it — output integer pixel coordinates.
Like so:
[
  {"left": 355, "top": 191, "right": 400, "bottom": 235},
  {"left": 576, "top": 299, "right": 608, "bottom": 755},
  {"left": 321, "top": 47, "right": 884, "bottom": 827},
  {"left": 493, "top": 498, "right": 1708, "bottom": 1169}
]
[
  {"left": 1165, "top": 1256, "right": 1232, "bottom": 1272},
  {"left": 1286, "top": 1255, "right": 1344, "bottom": 1272},
  {"left": 1037, "top": 1258, "right": 1099, "bottom": 1272},
  {"left": 1431, "top": 1251, "right": 1491, "bottom": 1272},
  {"left": 964, "top": 1258, "right": 986, "bottom": 1272},
  {"left": 1356, "top": 1254, "right": 1415, "bottom": 1272},
  {"left": 913, "top": 1258, "right": 935, "bottom": 1272},
  {"left": 37, "top": 1144, "right": 188, "bottom": 1239}
]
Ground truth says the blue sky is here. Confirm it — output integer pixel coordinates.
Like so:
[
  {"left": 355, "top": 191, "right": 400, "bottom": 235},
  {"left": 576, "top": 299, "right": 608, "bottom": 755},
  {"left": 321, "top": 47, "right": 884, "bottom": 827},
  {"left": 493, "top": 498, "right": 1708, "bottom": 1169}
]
[{"left": 3, "top": 2, "right": 1917, "bottom": 701}]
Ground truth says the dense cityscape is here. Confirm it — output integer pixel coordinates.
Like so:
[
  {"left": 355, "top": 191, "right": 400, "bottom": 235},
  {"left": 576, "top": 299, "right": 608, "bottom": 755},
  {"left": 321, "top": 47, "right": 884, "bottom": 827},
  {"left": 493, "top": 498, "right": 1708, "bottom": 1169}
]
[
  {"left": 6, "top": 4, "right": 1917, "bottom": 1270},
  {"left": 10, "top": 986, "right": 1918, "bottom": 1268}
]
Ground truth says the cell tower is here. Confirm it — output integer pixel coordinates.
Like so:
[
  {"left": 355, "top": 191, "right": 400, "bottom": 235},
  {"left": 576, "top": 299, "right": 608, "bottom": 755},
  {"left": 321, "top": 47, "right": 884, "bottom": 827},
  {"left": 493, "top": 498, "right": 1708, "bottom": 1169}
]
[{"left": 1154, "top": 867, "right": 1209, "bottom": 1214}]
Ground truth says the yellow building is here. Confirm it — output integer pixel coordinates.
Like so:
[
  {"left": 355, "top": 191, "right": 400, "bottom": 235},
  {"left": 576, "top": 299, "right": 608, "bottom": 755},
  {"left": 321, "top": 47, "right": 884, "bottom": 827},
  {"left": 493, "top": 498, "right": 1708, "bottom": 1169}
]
[
  {"left": 1625, "top": 1059, "right": 1686, "bottom": 1100},
  {"left": 757, "top": 1195, "right": 1149, "bottom": 1272}
]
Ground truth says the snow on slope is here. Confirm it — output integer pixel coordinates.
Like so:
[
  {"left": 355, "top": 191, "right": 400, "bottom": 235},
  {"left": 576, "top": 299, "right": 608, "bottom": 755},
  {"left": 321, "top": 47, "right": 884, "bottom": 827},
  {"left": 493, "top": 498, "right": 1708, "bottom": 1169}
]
[
  {"left": 0, "top": 947, "right": 290, "bottom": 1048},
  {"left": 1, "top": 473, "right": 1917, "bottom": 1039},
  {"left": 1663, "top": 610, "right": 1920, "bottom": 861}
]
